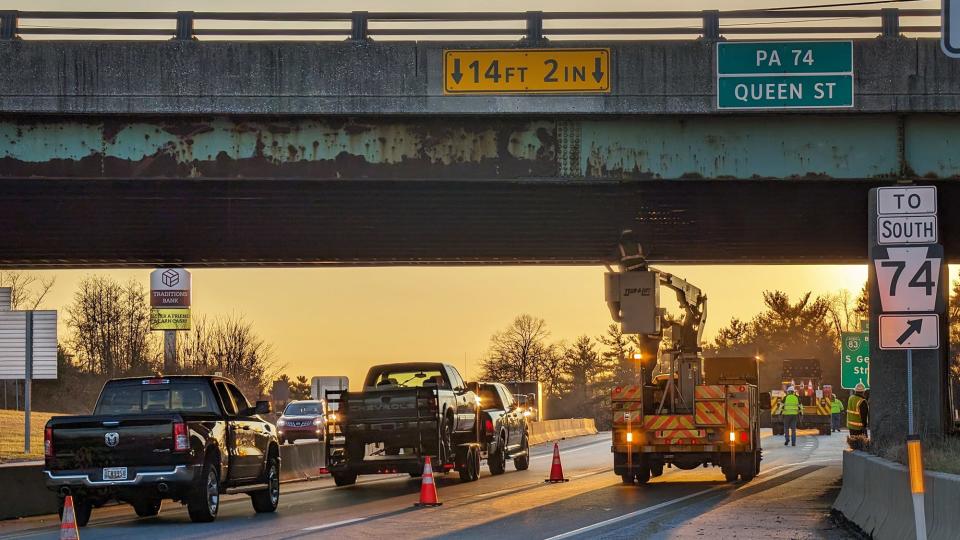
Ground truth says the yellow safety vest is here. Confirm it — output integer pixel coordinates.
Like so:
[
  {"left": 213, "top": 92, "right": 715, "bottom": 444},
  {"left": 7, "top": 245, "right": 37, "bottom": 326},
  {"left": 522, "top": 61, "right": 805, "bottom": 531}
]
[
  {"left": 782, "top": 394, "right": 801, "bottom": 416},
  {"left": 830, "top": 398, "right": 843, "bottom": 414},
  {"left": 847, "top": 395, "right": 864, "bottom": 429}
]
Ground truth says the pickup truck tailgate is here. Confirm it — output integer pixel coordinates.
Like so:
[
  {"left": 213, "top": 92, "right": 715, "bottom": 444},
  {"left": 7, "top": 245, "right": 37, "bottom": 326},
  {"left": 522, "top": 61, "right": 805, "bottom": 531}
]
[
  {"left": 48, "top": 415, "right": 182, "bottom": 470},
  {"left": 346, "top": 389, "right": 435, "bottom": 426}
]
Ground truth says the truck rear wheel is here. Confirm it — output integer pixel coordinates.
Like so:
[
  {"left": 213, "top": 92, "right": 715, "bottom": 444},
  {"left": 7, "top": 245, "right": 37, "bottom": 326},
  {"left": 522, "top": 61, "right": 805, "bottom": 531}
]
[
  {"left": 188, "top": 457, "right": 220, "bottom": 523},
  {"left": 737, "top": 453, "right": 757, "bottom": 482},
  {"left": 250, "top": 456, "right": 280, "bottom": 513},
  {"left": 635, "top": 463, "right": 650, "bottom": 485},
  {"left": 488, "top": 437, "right": 506, "bottom": 475},
  {"left": 333, "top": 471, "right": 357, "bottom": 486},
  {"left": 513, "top": 435, "right": 530, "bottom": 471}
]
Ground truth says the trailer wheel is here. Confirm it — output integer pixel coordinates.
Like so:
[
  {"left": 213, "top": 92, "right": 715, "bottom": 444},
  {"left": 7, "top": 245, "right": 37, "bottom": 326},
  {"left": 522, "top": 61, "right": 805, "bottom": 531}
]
[
  {"left": 621, "top": 473, "right": 634, "bottom": 484},
  {"left": 650, "top": 463, "right": 664, "bottom": 478},
  {"left": 459, "top": 446, "right": 480, "bottom": 482},
  {"left": 737, "top": 453, "right": 757, "bottom": 482}
]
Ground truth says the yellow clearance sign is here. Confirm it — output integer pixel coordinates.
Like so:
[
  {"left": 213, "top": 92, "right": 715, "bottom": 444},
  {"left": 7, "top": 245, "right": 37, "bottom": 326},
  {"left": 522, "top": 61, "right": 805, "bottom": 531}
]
[
  {"left": 444, "top": 49, "right": 610, "bottom": 94},
  {"left": 151, "top": 308, "right": 191, "bottom": 331}
]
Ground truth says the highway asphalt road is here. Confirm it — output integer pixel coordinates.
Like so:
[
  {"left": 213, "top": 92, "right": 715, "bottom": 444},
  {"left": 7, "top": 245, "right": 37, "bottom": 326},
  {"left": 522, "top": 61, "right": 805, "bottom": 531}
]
[{"left": 0, "top": 429, "right": 852, "bottom": 539}]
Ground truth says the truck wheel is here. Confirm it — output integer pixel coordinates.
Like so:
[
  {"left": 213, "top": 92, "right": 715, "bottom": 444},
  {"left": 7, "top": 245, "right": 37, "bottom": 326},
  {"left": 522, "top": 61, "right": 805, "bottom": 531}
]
[
  {"left": 439, "top": 417, "right": 454, "bottom": 465},
  {"left": 635, "top": 463, "right": 651, "bottom": 485},
  {"left": 251, "top": 456, "right": 280, "bottom": 513},
  {"left": 132, "top": 498, "right": 162, "bottom": 517},
  {"left": 188, "top": 457, "right": 220, "bottom": 523},
  {"left": 650, "top": 463, "right": 664, "bottom": 478},
  {"left": 621, "top": 473, "right": 634, "bottom": 485},
  {"left": 488, "top": 438, "right": 506, "bottom": 475},
  {"left": 333, "top": 472, "right": 357, "bottom": 486},
  {"left": 737, "top": 454, "right": 756, "bottom": 482},
  {"left": 513, "top": 435, "right": 530, "bottom": 471},
  {"left": 59, "top": 497, "right": 93, "bottom": 527},
  {"left": 723, "top": 467, "right": 738, "bottom": 482}
]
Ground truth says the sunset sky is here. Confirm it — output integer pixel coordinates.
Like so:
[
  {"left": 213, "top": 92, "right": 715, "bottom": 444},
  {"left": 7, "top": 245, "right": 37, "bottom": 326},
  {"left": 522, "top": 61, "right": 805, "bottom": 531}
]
[
  {"left": 3, "top": 0, "right": 940, "bottom": 387},
  {"left": 22, "top": 265, "right": 872, "bottom": 386}
]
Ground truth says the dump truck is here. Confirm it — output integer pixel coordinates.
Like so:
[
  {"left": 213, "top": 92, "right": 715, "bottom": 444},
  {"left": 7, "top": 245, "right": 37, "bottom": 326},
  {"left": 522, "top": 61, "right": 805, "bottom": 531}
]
[{"left": 770, "top": 358, "right": 833, "bottom": 436}]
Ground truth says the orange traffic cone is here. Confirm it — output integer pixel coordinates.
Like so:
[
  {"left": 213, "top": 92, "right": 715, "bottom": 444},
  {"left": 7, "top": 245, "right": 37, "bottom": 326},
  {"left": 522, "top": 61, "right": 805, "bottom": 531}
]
[
  {"left": 544, "top": 442, "right": 569, "bottom": 483},
  {"left": 59, "top": 495, "right": 80, "bottom": 540},
  {"left": 413, "top": 456, "right": 442, "bottom": 507}
]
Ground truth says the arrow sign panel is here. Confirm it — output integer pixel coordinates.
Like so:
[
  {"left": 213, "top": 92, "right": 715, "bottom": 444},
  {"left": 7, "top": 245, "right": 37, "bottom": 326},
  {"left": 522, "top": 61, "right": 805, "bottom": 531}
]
[
  {"left": 873, "top": 245, "right": 942, "bottom": 312},
  {"left": 878, "top": 314, "right": 939, "bottom": 350}
]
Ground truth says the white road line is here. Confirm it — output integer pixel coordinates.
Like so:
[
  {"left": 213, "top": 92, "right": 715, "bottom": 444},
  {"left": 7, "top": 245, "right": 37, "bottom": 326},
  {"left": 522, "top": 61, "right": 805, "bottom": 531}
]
[
  {"left": 544, "top": 457, "right": 838, "bottom": 540},
  {"left": 302, "top": 517, "right": 368, "bottom": 531},
  {"left": 543, "top": 486, "right": 725, "bottom": 540}
]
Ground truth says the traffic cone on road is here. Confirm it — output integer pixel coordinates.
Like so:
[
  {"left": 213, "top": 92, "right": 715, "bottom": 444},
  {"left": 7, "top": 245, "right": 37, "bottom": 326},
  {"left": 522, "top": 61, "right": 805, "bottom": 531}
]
[
  {"left": 413, "top": 456, "right": 442, "bottom": 507},
  {"left": 544, "top": 442, "right": 569, "bottom": 483},
  {"left": 59, "top": 495, "right": 80, "bottom": 540}
]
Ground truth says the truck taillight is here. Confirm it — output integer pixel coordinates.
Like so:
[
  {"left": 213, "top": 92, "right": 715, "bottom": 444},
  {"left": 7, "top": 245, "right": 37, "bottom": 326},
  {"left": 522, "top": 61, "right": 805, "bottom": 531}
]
[
  {"left": 44, "top": 427, "right": 53, "bottom": 458},
  {"left": 740, "top": 431, "right": 749, "bottom": 444},
  {"left": 173, "top": 422, "right": 190, "bottom": 452},
  {"left": 485, "top": 419, "right": 494, "bottom": 435},
  {"left": 417, "top": 397, "right": 438, "bottom": 411}
]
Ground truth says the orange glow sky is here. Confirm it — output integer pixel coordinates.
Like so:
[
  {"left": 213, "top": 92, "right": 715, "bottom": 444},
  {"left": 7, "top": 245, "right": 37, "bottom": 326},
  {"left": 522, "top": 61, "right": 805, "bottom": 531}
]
[{"left": 28, "top": 265, "right": 871, "bottom": 385}]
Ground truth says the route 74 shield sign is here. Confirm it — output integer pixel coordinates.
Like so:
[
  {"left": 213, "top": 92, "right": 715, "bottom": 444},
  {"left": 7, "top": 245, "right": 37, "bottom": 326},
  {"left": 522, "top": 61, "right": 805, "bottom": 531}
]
[{"left": 872, "top": 245, "right": 943, "bottom": 312}]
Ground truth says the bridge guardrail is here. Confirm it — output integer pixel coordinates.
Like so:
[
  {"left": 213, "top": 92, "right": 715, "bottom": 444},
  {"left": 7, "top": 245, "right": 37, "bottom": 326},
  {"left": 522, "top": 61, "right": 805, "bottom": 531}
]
[{"left": 0, "top": 8, "right": 943, "bottom": 42}]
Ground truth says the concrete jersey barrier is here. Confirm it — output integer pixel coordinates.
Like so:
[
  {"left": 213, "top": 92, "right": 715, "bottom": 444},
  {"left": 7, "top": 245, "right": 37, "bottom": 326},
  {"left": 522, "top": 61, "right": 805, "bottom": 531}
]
[
  {"left": 528, "top": 419, "right": 598, "bottom": 446},
  {"left": 834, "top": 450, "right": 960, "bottom": 540}
]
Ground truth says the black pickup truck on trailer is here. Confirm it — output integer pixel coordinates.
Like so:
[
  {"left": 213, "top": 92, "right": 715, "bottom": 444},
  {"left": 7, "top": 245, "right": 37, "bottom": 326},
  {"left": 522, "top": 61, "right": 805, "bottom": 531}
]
[
  {"left": 43, "top": 375, "right": 280, "bottom": 526},
  {"left": 326, "top": 362, "right": 484, "bottom": 485}
]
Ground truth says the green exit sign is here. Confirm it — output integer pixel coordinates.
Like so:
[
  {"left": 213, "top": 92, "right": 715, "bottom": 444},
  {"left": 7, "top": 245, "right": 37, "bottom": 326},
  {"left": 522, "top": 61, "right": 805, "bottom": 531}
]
[
  {"left": 717, "top": 41, "right": 854, "bottom": 110},
  {"left": 841, "top": 331, "right": 870, "bottom": 390}
]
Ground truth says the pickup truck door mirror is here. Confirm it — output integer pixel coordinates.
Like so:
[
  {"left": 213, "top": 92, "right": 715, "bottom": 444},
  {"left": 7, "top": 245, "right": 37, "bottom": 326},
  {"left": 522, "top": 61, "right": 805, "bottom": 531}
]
[{"left": 254, "top": 400, "right": 272, "bottom": 415}]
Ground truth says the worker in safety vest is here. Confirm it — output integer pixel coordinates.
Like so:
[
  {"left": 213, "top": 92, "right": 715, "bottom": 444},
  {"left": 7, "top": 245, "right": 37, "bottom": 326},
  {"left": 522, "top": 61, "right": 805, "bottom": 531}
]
[
  {"left": 780, "top": 385, "right": 802, "bottom": 446},
  {"left": 830, "top": 395, "right": 845, "bottom": 432},
  {"left": 847, "top": 383, "right": 869, "bottom": 437}
]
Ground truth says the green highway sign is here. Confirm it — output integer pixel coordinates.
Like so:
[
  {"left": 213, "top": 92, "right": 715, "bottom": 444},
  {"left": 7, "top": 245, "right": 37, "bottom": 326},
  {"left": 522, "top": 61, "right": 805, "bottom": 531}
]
[
  {"left": 841, "top": 331, "right": 870, "bottom": 390},
  {"left": 716, "top": 41, "right": 853, "bottom": 110}
]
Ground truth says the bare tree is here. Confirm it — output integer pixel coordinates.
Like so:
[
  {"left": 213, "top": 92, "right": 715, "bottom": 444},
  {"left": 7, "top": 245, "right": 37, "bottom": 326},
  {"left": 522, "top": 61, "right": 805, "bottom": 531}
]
[
  {"left": 479, "top": 314, "right": 552, "bottom": 382},
  {"left": 0, "top": 271, "right": 55, "bottom": 310},
  {"left": 66, "top": 276, "right": 157, "bottom": 377},
  {"left": 177, "top": 314, "right": 280, "bottom": 399}
]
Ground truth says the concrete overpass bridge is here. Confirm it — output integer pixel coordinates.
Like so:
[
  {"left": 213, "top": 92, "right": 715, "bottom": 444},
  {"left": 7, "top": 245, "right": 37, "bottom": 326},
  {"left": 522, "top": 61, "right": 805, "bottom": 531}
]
[{"left": 0, "top": 8, "right": 958, "bottom": 267}]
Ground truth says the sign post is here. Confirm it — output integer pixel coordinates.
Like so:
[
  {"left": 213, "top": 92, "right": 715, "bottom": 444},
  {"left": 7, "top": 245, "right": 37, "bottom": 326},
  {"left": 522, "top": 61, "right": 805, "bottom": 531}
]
[
  {"left": 24, "top": 311, "right": 32, "bottom": 453},
  {"left": 716, "top": 41, "right": 854, "bottom": 110}
]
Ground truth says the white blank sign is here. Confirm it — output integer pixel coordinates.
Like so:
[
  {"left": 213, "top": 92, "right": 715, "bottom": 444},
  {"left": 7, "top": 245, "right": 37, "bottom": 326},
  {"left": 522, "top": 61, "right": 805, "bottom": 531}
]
[{"left": 0, "top": 311, "right": 57, "bottom": 380}]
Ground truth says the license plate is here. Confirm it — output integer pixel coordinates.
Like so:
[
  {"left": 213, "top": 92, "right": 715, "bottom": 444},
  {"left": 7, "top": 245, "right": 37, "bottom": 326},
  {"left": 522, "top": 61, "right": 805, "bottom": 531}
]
[{"left": 103, "top": 467, "right": 128, "bottom": 481}]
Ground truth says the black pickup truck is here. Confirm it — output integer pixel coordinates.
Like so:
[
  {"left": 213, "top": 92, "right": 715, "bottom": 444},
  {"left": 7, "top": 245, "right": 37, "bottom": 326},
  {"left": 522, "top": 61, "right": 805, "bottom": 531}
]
[
  {"left": 44, "top": 375, "right": 280, "bottom": 526},
  {"left": 475, "top": 382, "right": 531, "bottom": 474},
  {"left": 326, "top": 362, "right": 480, "bottom": 485}
]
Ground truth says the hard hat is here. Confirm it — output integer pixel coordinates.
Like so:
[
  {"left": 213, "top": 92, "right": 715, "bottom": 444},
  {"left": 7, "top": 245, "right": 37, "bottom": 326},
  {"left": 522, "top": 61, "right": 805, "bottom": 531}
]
[
  {"left": 787, "top": 386, "right": 796, "bottom": 393},
  {"left": 854, "top": 383, "right": 866, "bottom": 392}
]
